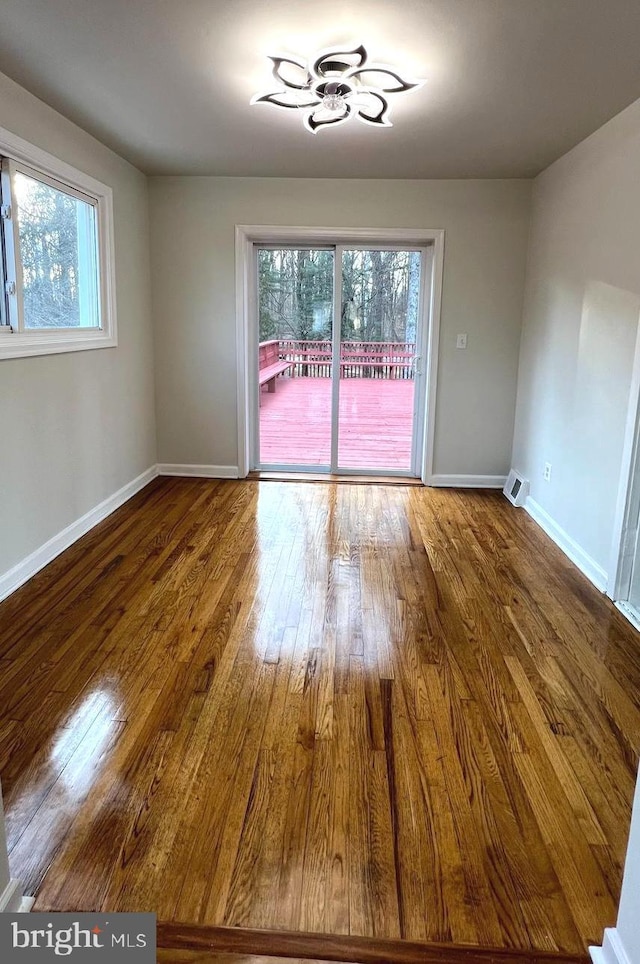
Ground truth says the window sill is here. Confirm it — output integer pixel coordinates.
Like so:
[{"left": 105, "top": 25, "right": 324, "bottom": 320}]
[{"left": 0, "top": 328, "right": 117, "bottom": 360}]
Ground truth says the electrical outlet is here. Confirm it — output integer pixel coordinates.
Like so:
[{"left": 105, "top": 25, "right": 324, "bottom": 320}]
[
  {"left": 456, "top": 333, "right": 468, "bottom": 350},
  {"left": 543, "top": 462, "right": 552, "bottom": 482}
]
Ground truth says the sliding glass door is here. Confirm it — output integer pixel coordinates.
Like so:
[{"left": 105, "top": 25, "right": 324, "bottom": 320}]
[
  {"left": 254, "top": 243, "right": 427, "bottom": 476},
  {"left": 337, "top": 249, "right": 421, "bottom": 472},
  {"left": 257, "top": 247, "right": 334, "bottom": 468}
]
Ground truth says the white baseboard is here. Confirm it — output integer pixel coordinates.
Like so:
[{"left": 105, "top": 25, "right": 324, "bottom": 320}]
[
  {"left": 429, "top": 474, "right": 507, "bottom": 489},
  {"left": 590, "top": 929, "right": 633, "bottom": 964},
  {"left": 0, "top": 466, "right": 158, "bottom": 603},
  {"left": 525, "top": 496, "right": 608, "bottom": 593},
  {"left": 0, "top": 878, "right": 32, "bottom": 912},
  {"left": 157, "top": 464, "right": 239, "bottom": 479}
]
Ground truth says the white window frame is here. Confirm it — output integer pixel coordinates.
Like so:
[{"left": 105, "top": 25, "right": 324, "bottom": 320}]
[{"left": 0, "top": 125, "right": 117, "bottom": 359}]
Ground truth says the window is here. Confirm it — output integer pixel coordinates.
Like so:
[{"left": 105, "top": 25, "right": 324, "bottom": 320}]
[{"left": 0, "top": 127, "right": 117, "bottom": 359}]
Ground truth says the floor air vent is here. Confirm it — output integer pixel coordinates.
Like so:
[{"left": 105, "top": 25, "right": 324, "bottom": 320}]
[{"left": 503, "top": 470, "right": 529, "bottom": 507}]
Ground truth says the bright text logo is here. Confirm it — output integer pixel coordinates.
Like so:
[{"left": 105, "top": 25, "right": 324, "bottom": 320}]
[{"left": 0, "top": 913, "right": 155, "bottom": 961}]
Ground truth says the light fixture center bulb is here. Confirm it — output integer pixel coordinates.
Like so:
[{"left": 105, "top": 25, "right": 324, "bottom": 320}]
[{"left": 322, "top": 92, "right": 346, "bottom": 112}]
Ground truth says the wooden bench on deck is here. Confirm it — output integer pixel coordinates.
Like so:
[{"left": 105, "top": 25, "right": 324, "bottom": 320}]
[{"left": 259, "top": 340, "right": 292, "bottom": 401}]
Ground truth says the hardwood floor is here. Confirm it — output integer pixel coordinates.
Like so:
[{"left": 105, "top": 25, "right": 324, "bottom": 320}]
[{"left": 0, "top": 478, "right": 639, "bottom": 954}]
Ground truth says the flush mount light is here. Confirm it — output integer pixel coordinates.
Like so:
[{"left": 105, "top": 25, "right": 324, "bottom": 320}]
[{"left": 250, "top": 44, "right": 423, "bottom": 133}]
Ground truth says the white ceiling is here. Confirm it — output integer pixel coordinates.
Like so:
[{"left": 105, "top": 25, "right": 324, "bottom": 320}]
[{"left": 1, "top": 0, "right": 640, "bottom": 178}]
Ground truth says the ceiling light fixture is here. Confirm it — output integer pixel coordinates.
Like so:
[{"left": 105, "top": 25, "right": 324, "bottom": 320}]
[{"left": 250, "top": 44, "right": 423, "bottom": 133}]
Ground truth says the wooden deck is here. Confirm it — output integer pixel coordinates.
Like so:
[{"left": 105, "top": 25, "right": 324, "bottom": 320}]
[{"left": 259, "top": 376, "right": 415, "bottom": 470}]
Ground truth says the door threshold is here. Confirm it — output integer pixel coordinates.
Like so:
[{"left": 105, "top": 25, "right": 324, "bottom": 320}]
[
  {"left": 615, "top": 600, "right": 640, "bottom": 633},
  {"left": 247, "top": 471, "right": 423, "bottom": 486},
  {"left": 157, "top": 921, "right": 589, "bottom": 964}
]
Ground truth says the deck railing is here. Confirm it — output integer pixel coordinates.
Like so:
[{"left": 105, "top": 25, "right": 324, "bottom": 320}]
[{"left": 267, "top": 339, "right": 416, "bottom": 379}]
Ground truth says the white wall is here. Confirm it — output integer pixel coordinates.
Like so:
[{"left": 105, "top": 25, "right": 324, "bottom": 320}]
[
  {"left": 617, "top": 772, "right": 640, "bottom": 964},
  {"left": 0, "top": 71, "right": 157, "bottom": 579},
  {"left": 149, "top": 176, "right": 531, "bottom": 475},
  {"left": 0, "top": 778, "right": 27, "bottom": 911},
  {"left": 512, "top": 97, "right": 640, "bottom": 578},
  {"left": 0, "top": 783, "right": 10, "bottom": 903}
]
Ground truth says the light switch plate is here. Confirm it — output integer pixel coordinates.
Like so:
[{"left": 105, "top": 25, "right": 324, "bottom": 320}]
[{"left": 456, "top": 333, "right": 468, "bottom": 349}]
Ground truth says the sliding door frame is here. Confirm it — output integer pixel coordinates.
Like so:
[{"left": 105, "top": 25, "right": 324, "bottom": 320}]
[
  {"left": 235, "top": 225, "right": 445, "bottom": 482},
  {"left": 608, "top": 307, "right": 640, "bottom": 611}
]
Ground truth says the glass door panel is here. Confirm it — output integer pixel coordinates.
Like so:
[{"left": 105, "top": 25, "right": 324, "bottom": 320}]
[
  {"left": 257, "top": 248, "right": 334, "bottom": 467},
  {"left": 337, "top": 249, "right": 421, "bottom": 472}
]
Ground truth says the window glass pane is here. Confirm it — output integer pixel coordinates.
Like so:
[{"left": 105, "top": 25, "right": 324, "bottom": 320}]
[{"left": 14, "top": 171, "right": 100, "bottom": 329}]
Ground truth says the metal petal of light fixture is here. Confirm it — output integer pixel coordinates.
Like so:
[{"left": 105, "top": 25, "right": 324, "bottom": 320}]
[
  {"left": 250, "top": 44, "right": 422, "bottom": 134},
  {"left": 304, "top": 102, "right": 352, "bottom": 134},
  {"left": 348, "top": 90, "right": 392, "bottom": 128},
  {"left": 313, "top": 45, "right": 368, "bottom": 77},
  {"left": 347, "top": 67, "right": 420, "bottom": 94},
  {"left": 253, "top": 89, "right": 320, "bottom": 110},
  {"left": 269, "top": 56, "right": 312, "bottom": 90}
]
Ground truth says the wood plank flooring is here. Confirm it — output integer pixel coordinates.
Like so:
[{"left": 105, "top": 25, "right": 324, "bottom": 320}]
[{"left": 0, "top": 478, "right": 639, "bottom": 953}]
